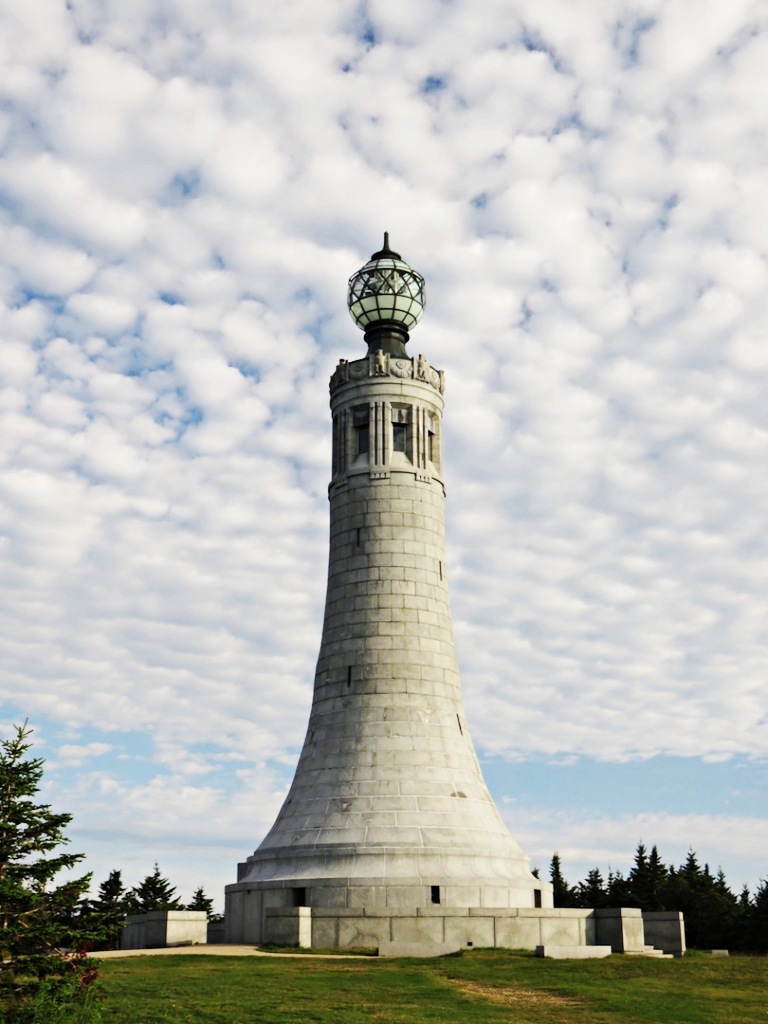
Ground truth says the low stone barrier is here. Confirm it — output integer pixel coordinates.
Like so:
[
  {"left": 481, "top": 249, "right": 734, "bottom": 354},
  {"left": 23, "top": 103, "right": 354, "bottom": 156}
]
[{"left": 121, "top": 911, "right": 208, "bottom": 950}]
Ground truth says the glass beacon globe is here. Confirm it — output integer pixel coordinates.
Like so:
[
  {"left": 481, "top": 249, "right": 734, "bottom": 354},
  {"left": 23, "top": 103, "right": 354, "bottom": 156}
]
[{"left": 347, "top": 233, "right": 426, "bottom": 334}]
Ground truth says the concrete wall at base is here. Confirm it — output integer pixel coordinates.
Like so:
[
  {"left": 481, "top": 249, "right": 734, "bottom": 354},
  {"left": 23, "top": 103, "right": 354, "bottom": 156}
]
[
  {"left": 121, "top": 918, "right": 146, "bottom": 950},
  {"left": 237, "top": 904, "right": 685, "bottom": 956},
  {"left": 379, "top": 941, "right": 460, "bottom": 957},
  {"left": 225, "top": 878, "right": 554, "bottom": 944},
  {"left": 225, "top": 888, "right": 266, "bottom": 944},
  {"left": 642, "top": 911, "right": 686, "bottom": 955},
  {"left": 337, "top": 914, "right": 391, "bottom": 948},
  {"left": 594, "top": 908, "right": 646, "bottom": 952},
  {"left": 255, "top": 906, "right": 631, "bottom": 952},
  {"left": 121, "top": 911, "right": 208, "bottom": 950},
  {"left": 263, "top": 908, "right": 312, "bottom": 947}
]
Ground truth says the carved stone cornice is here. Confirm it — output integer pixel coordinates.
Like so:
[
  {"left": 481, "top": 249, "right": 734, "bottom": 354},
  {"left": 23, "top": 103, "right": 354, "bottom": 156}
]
[{"left": 330, "top": 351, "right": 445, "bottom": 396}]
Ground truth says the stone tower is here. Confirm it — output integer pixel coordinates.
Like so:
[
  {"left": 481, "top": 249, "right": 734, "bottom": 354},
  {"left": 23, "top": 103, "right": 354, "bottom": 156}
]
[{"left": 226, "top": 236, "right": 552, "bottom": 948}]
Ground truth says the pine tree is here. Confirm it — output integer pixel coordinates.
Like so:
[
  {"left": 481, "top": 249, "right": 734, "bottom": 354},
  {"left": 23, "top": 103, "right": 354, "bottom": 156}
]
[
  {"left": 626, "top": 843, "right": 668, "bottom": 910},
  {"left": 0, "top": 722, "right": 95, "bottom": 1019},
  {"left": 663, "top": 850, "right": 743, "bottom": 949},
  {"left": 186, "top": 887, "right": 214, "bottom": 915},
  {"left": 576, "top": 867, "right": 609, "bottom": 908},
  {"left": 746, "top": 878, "right": 768, "bottom": 953},
  {"left": 646, "top": 845, "right": 668, "bottom": 910},
  {"left": 606, "top": 868, "right": 628, "bottom": 904},
  {"left": 126, "top": 865, "right": 181, "bottom": 914},
  {"left": 708, "top": 868, "right": 743, "bottom": 951},
  {"left": 549, "top": 853, "right": 577, "bottom": 907},
  {"left": 738, "top": 884, "right": 752, "bottom": 911},
  {"left": 84, "top": 870, "right": 129, "bottom": 950}
]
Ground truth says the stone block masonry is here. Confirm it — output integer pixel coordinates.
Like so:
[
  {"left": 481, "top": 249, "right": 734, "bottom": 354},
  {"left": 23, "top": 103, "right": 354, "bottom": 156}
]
[
  {"left": 226, "top": 346, "right": 551, "bottom": 942},
  {"left": 257, "top": 906, "right": 684, "bottom": 957}
]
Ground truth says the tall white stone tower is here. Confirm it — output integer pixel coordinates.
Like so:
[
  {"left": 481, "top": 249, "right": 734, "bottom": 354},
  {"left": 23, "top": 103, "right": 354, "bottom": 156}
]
[{"left": 226, "top": 236, "right": 552, "bottom": 948}]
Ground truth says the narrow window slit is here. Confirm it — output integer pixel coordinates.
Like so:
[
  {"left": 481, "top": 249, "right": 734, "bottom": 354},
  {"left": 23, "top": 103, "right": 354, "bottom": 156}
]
[
  {"left": 430, "top": 885, "right": 441, "bottom": 905},
  {"left": 457, "top": 714, "right": 463, "bottom": 735},
  {"left": 347, "top": 666, "right": 352, "bottom": 687},
  {"left": 352, "top": 406, "right": 370, "bottom": 457},
  {"left": 393, "top": 422, "right": 407, "bottom": 452}
]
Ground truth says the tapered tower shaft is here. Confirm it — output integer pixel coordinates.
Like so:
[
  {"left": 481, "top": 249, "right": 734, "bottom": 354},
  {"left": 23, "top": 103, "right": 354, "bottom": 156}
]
[{"left": 226, "top": 238, "right": 550, "bottom": 946}]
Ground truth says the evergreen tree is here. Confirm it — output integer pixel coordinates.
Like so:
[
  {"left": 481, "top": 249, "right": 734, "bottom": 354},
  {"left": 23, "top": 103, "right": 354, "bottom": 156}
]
[
  {"left": 626, "top": 843, "right": 668, "bottom": 910},
  {"left": 680, "top": 849, "right": 702, "bottom": 885},
  {"left": 664, "top": 850, "right": 743, "bottom": 949},
  {"left": 126, "top": 865, "right": 181, "bottom": 914},
  {"left": 709, "top": 869, "right": 743, "bottom": 951},
  {"left": 83, "top": 870, "right": 129, "bottom": 950},
  {"left": 624, "top": 842, "right": 649, "bottom": 907},
  {"left": 549, "top": 853, "right": 577, "bottom": 907},
  {"left": 738, "top": 884, "right": 752, "bottom": 912},
  {"left": 576, "top": 867, "right": 609, "bottom": 909},
  {"left": 646, "top": 845, "right": 668, "bottom": 909},
  {"left": 606, "top": 868, "right": 628, "bottom": 905},
  {"left": 187, "top": 887, "right": 214, "bottom": 915},
  {"left": 0, "top": 722, "right": 96, "bottom": 1020},
  {"left": 747, "top": 878, "right": 768, "bottom": 953}
]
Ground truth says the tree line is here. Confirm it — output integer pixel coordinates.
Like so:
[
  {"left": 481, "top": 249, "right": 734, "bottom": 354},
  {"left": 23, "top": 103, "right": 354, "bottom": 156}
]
[{"left": 542, "top": 848, "right": 768, "bottom": 952}]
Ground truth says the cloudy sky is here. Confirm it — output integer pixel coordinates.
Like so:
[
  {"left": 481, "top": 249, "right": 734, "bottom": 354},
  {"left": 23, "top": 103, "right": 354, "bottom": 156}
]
[{"left": 1, "top": 0, "right": 767, "bottom": 911}]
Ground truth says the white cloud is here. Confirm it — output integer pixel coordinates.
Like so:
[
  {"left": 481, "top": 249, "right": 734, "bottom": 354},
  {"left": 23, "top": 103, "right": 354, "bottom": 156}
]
[
  {"left": 0, "top": 153, "right": 148, "bottom": 251},
  {"left": 56, "top": 742, "right": 112, "bottom": 766},
  {"left": 0, "top": 0, "right": 766, "bottom": 906}
]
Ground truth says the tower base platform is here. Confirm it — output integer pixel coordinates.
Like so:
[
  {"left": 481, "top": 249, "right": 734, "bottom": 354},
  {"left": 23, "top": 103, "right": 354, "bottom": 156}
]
[{"left": 225, "top": 892, "right": 685, "bottom": 957}]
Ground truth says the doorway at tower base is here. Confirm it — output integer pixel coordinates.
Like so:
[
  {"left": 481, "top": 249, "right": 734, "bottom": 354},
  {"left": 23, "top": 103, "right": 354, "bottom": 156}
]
[{"left": 224, "top": 892, "right": 685, "bottom": 956}]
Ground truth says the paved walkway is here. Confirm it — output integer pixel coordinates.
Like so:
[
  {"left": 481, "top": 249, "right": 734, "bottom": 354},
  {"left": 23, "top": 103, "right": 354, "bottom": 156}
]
[{"left": 91, "top": 945, "right": 364, "bottom": 959}]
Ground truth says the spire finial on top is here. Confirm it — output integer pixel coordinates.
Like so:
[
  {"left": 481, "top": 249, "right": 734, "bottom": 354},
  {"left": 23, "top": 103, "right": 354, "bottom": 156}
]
[{"left": 372, "top": 231, "right": 401, "bottom": 260}]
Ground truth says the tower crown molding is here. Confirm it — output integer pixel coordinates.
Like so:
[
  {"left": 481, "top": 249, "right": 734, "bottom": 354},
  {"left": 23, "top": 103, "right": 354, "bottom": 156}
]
[{"left": 330, "top": 352, "right": 445, "bottom": 398}]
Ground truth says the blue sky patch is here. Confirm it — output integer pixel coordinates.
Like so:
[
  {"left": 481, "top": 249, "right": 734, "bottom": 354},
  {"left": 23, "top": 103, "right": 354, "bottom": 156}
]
[{"left": 421, "top": 75, "right": 446, "bottom": 95}]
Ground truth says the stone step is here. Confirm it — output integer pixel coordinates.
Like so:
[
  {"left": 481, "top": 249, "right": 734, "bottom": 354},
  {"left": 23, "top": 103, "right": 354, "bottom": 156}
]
[{"left": 536, "top": 945, "right": 612, "bottom": 959}]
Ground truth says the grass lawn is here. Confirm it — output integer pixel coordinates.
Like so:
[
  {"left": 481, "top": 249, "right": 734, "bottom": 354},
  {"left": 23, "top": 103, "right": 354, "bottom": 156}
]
[{"left": 95, "top": 949, "right": 768, "bottom": 1024}]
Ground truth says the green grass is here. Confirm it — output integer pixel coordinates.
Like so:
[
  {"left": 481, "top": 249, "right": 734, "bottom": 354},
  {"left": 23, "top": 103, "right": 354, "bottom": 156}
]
[{"left": 95, "top": 950, "right": 768, "bottom": 1024}]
